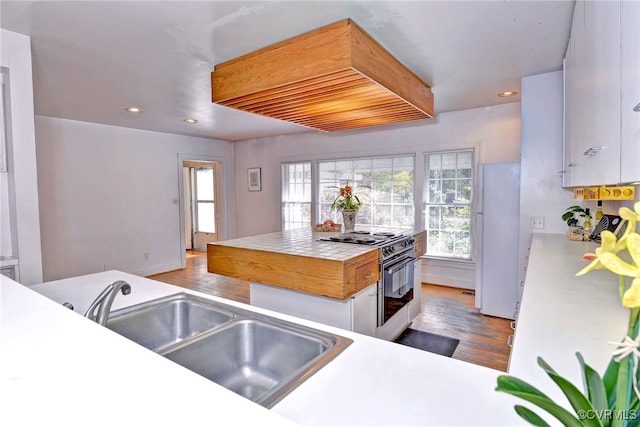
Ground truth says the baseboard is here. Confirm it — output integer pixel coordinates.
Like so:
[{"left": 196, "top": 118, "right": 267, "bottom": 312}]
[
  {"left": 420, "top": 258, "right": 475, "bottom": 290},
  {"left": 134, "top": 261, "right": 183, "bottom": 278}
]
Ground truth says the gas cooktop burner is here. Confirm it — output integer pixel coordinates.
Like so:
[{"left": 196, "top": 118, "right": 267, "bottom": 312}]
[
  {"left": 329, "top": 235, "right": 355, "bottom": 243},
  {"left": 354, "top": 236, "right": 377, "bottom": 244},
  {"left": 372, "top": 231, "right": 395, "bottom": 237},
  {"left": 319, "top": 230, "right": 415, "bottom": 261},
  {"left": 327, "top": 234, "right": 386, "bottom": 245}
]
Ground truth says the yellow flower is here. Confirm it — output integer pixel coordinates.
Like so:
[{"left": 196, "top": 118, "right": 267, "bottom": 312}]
[
  {"left": 619, "top": 201, "right": 640, "bottom": 236},
  {"left": 576, "top": 231, "right": 620, "bottom": 275},
  {"left": 598, "top": 233, "right": 640, "bottom": 307},
  {"left": 576, "top": 202, "right": 640, "bottom": 277}
]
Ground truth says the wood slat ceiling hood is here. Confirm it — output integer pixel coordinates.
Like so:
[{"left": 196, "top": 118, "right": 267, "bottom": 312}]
[{"left": 211, "top": 19, "right": 435, "bottom": 133}]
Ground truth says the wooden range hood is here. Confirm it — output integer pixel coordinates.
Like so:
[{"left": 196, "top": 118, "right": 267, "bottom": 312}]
[{"left": 211, "top": 19, "right": 434, "bottom": 133}]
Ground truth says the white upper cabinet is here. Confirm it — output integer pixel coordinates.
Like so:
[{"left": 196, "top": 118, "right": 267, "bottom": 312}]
[
  {"left": 620, "top": 0, "right": 640, "bottom": 183},
  {"left": 563, "top": 0, "right": 639, "bottom": 187}
]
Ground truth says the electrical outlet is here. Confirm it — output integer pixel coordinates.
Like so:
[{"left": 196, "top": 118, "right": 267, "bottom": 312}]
[
  {"left": 144, "top": 252, "right": 150, "bottom": 260},
  {"left": 529, "top": 216, "right": 545, "bottom": 230}
]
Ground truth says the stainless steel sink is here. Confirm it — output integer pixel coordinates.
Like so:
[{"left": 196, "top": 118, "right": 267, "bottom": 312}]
[
  {"left": 106, "top": 293, "right": 235, "bottom": 352},
  {"left": 106, "top": 292, "right": 352, "bottom": 407},
  {"left": 163, "top": 318, "right": 344, "bottom": 407}
]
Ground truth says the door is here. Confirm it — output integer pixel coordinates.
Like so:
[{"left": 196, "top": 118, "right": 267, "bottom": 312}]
[{"left": 186, "top": 163, "right": 219, "bottom": 251}]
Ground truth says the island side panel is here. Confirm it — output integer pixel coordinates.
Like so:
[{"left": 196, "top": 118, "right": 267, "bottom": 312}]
[{"left": 207, "top": 244, "right": 378, "bottom": 300}]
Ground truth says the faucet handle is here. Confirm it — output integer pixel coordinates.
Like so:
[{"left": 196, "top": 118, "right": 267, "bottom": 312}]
[{"left": 84, "top": 280, "right": 132, "bottom": 325}]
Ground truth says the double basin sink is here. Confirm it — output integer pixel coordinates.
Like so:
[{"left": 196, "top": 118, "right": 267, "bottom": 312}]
[{"left": 106, "top": 292, "right": 352, "bottom": 408}]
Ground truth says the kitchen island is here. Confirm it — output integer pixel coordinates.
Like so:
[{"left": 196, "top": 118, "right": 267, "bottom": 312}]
[
  {"left": 3, "top": 233, "right": 630, "bottom": 426},
  {"left": 206, "top": 227, "right": 384, "bottom": 299},
  {"left": 207, "top": 227, "right": 425, "bottom": 340}
]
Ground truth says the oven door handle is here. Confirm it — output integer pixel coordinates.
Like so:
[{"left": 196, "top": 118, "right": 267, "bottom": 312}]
[{"left": 385, "top": 256, "right": 414, "bottom": 274}]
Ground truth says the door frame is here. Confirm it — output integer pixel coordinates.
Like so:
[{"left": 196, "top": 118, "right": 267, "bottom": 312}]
[{"left": 177, "top": 153, "right": 228, "bottom": 269}]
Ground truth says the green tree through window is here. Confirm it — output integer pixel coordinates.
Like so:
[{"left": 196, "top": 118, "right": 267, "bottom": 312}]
[{"left": 424, "top": 150, "right": 473, "bottom": 259}]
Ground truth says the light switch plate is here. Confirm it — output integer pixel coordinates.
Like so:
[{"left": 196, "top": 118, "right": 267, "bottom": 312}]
[{"left": 530, "top": 216, "right": 545, "bottom": 230}]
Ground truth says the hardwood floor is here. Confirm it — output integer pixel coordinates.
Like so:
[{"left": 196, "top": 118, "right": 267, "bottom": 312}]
[
  {"left": 411, "top": 284, "right": 512, "bottom": 371},
  {"left": 148, "top": 251, "right": 512, "bottom": 371},
  {"left": 148, "top": 250, "right": 249, "bottom": 304}
]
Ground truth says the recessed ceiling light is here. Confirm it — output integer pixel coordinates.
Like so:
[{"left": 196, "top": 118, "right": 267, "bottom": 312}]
[
  {"left": 498, "top": 91, "right": 518, "bottom": 97},
  {"left": 183, "top": 118, "right": 198, "bottom": 124},
  {"left": 125, "top": 106, "right": 143, "bottom": 113}
]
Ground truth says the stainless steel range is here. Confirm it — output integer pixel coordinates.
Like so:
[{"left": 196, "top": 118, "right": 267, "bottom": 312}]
[{"left": 320, "top": 231, "right": 415, "bottom": 326}]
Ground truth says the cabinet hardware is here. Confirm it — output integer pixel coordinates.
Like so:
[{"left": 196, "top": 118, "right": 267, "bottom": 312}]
[
  {"left": 583, "top": 146, "right": 606, "bottom": 158},
  {"left": 510, "top": 321, "right": 516, "bottom": 330},
  {"left": 634, "top": 102, "right": 640, "bottom": 112},
  {"left": 507, "top": 334, "right": 514, "bottom": 348},
  {"left": 364, "top": 273, "right": 375, "bottom": 279}
]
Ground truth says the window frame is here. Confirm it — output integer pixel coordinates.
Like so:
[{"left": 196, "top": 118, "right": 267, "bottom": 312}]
[
  {"left": 423, "top": 149, "right": 475, "bottom": 261},
  {"left": 316, "top": 154, "right": 415, "bottom": 230},
  {"left": 193, "top": 166, "right": 216, "bottom": 234},
  {"left": 281, "top": 160, "right": 313, "bottom": 230}
]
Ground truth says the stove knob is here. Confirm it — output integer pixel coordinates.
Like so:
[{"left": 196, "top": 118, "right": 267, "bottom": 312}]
[{"left": 389, "top": 246, "right": 396, "bottom": 253}]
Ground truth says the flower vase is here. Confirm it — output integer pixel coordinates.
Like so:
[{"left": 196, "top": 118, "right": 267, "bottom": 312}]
[{"left": 342, "top": 209, "right": 357, "bottom": 232}]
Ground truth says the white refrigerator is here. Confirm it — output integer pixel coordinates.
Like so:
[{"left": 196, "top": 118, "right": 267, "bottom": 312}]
[{"left": 475, "top": 162, "right": 520, "bottom": 319}]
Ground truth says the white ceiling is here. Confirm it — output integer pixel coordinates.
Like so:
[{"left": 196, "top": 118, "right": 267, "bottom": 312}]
[{"left": 0, "top": 0, "right": 575, "bottom": 142}]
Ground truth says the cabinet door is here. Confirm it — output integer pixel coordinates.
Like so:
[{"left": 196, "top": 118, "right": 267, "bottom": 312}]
[
  {"left": 579, "top": 0, "right": 621, "bottom": 185},
  {"left": 620, "top": 0, "right": 640, "bottom": 183},
  {"left": 564, "top": 0, "right": 624, "bottom": 186},
  {"left": 563, "top": 1, "right": 586, "bottom": 187},
  {"left": 351, "top": 283, "right": 377, "bottom": 337}
]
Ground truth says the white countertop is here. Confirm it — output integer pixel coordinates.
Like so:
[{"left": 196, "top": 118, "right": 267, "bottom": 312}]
[
  {"left": 508, "top": 234, "right": 628, "bottom": 408},
  {"left": 3, "top": 233, "right": 629, "bottom": 426},
  {"left": 2, "top": 272, "right": 299, "bottom": 427}
]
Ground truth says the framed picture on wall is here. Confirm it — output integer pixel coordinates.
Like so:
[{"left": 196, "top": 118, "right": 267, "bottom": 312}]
[{"left": 248, "top": 167, "right": 262, "bottom": 192}]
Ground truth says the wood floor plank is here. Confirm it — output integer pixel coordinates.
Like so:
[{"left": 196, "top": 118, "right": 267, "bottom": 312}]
[
  {"left": 148, "top": 252, "right": 512, "bottom": 371},
  {"left": 411, "top": 284, "right": 512, "bottom": 371}
]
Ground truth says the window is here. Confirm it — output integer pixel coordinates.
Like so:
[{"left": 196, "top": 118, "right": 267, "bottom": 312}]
[
  {"left": 281, "top": 161, "right": 312, "bottom": 230},
  {"left": 194, "top": 167, "right": 215, "bottom": 233},
  {"left": 424, "top": 150, "right": 473, "bottom": 259},
  {"left": 318, "top": 156, "right": 414, "bottom": 229}
]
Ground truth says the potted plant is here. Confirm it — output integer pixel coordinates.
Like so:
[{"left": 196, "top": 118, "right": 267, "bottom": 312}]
[
  {"left": 562, "top": 205, "right": 587, "bottom": 227},
  {"left": 563, "top": 205, "right": 590, "bottom": 241},
  {"left": 331, "top": 184, "right": 363, "bottom": 232}
]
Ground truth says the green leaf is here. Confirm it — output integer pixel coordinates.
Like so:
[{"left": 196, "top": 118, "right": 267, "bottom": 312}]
[
  {"left": 612, "top": 356, "right": 633, "bottom": 427},
  {"left": 625, "top": 399, "right": 640, "bottom": 427},
  {"left": 577, "top": 352, "right": 609, "bottom": 415},
  {"left": 514, "top": 405, "right": 553, "bottom": 427},
  {"left": 496, "top": 375, "right": 584, "bottom": 427},
  {"left": 537, "top": 357, "right": 603, "bottom": 427},
  {"left": 603, "top": 357, "right": 621, "bottom": 407},
  {"left": 563, "top": 212, "right": 576, "bottom": 221}
]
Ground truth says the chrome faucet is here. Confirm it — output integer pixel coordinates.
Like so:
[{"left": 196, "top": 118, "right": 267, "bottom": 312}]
[{"left": 84, "top": 280, "right": 132, "bottom": 326}]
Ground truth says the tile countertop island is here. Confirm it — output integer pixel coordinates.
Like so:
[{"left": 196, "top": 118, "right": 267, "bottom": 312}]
[
  {"left": 207, "top": 228, "right": 383, "bottom": 300},
  {"left": 2, "top": 233, "right": 629, "bottom": 426},
  {"left": 206, "top": 227, "right": 426, "bottom": 340}
]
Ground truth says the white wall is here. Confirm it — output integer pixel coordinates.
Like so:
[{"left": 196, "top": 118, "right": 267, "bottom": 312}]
[
  {"left": 233, "top": 103, "right": 522, "bottom": 288},
  {"left": 517, "top": 71, "right": 576, "bottom": 302},
  {"left": 1, "top": 29, "right": 43, "bottom": 285},
  {"left": 35, "top": 116, "right": 235, "bottom": 282}
]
